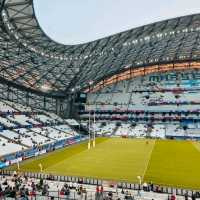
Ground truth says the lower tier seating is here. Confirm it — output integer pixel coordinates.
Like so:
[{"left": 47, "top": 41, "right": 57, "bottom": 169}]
[
  {"left": 0, "top": 100, "right": 81, "bottom": 156},
  {"left": 85, "top": 121, "right": 199, "bottom": 139}
]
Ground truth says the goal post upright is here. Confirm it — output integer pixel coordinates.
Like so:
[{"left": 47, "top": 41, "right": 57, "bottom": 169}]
[
  {"left": 93, "top": 109, "right": 96, "bottom": 147},
  {"left": 88, "top": 110, "right": 91, "bottom": 149}
]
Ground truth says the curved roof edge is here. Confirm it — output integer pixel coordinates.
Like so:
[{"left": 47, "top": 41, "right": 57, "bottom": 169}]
[{"left": 1, "top": 0, "right": 200, "bottom": 95}]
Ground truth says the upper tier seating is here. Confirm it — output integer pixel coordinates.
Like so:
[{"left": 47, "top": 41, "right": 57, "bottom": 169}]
[{"left": 86, "top": 70, "right": 200, "bottom": 112}]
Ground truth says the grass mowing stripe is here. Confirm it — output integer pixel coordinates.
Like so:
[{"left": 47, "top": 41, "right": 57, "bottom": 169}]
[
  {"left": 44, "top": 137, "right": 110, "bottom": 171},
  {"left": 142, "top": 140, "right": 156, "bottom": 182},
  {"left": 8, "top": 137, "right": 109, "bottom": 172},
  {"left": 11, "top": 142, "right": 88, "bottom": 171},
  {"left": 191, "top": 141, "right": 200, "bottom": 153},
  {"left": 143, "top": 140, "right": 200, "bottom": 189}
]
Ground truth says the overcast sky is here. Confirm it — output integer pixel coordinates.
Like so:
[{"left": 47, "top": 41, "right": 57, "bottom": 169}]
[{"left": 34, "top": 0, "right": 200, "bottom": 45}]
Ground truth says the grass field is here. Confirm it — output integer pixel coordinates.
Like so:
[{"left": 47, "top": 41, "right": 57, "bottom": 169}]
[{"left": 7, "top": 137, "right": 200, "bottom": 189}]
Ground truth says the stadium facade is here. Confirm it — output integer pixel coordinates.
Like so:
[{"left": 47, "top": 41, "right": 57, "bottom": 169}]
[{"left": 0, "top": 0, "right": 200, "bottom": 116}]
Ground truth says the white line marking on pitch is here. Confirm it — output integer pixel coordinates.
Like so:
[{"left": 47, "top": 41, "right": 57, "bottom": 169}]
[
  {"left": 141, "top": 140, "right": 156, "bottom": 182},
  {"left": 191, "top": 141, "right": 200, "bottom": 153}
]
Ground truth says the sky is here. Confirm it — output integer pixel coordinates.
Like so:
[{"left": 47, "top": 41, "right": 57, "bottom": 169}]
[{"left": 34, "top": 0, "right": 200, "bottom": 45}]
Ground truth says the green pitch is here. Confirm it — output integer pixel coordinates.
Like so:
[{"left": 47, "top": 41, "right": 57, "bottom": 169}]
[{"left": 7, "top": 137, "right": 200, "bottom": 189}]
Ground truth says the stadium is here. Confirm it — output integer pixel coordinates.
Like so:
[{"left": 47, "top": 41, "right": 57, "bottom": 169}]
[{"left": 0, "top": 0, "right": 200, "bottom": 199}]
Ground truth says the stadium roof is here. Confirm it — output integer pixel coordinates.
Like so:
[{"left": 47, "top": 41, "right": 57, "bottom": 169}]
[{"left": 0, "top": 0, "right": 200, "bottom": 96}]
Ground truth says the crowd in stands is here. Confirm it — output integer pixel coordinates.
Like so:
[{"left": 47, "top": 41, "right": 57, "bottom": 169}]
[{"left": 0, "top": 173, "right": 197, "bottom": 200}]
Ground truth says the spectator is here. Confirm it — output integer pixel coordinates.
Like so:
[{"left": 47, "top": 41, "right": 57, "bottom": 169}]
[
  {"left": 192, "top": 193, "right": 196, "bottom": 200},
  {"left": 96, "top": 185, "right": 100, "bottom": 199},
  {"left": 184, "top": 192, "right": 188, "bottom": 200},
  {"left": 100, "top": 185, "right": 104, "bottom": 193},
  {"left": 171, "top": 194, "right": 176, "bottom": 200}
]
